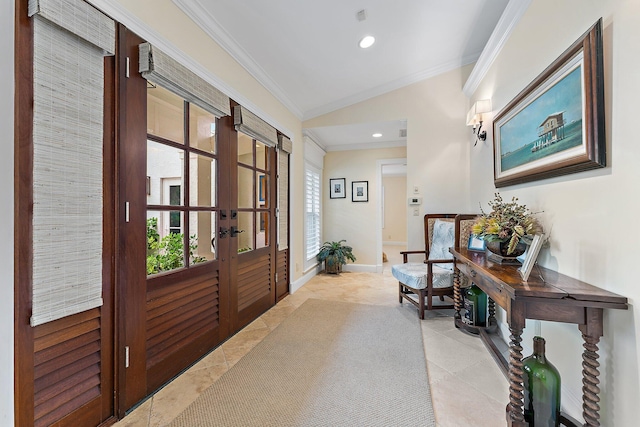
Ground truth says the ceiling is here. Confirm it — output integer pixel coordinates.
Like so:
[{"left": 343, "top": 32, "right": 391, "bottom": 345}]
[{"left": 174, "top": 0, "right": 510, "bottom": 151}]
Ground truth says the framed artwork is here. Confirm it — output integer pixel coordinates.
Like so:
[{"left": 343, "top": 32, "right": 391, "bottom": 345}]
[
  {"left": 330, "top": 178, "right": 346, "bottom": 199},
  {"left": 493, "top": 20, "right": 605, "bottom": 188},
  {"left": 518, "top": 234, "right": 544, "bottom": 281},
  {"left": 351, "top": 181, "right": 368, "bottom": 202},
  {"left": 467, "top": 235, "right": 486, "bottom": 252}
]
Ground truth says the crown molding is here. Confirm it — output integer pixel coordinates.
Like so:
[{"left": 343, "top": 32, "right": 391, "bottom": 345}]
[
  {"left": 302, "top": 130, "right": 327, "bottom": 152},
  {"left": 87, "top": 0, "right": 295, "bottom": 140},
  {"left": 172, "top": 0, "right": 304, "bottom": 119},
  {"left": 303, "top": 53, "right": 479, "bottom": 121},
  {"left": 463, "top": 0, "right": 532, "bottom": 98}
]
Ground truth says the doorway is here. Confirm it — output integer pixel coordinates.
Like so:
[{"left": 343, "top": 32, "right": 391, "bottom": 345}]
[{"left": 377, "top": 159, "right": 407, "bottom": 272}]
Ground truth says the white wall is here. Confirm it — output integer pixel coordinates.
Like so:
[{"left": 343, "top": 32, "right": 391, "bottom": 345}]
[
  {"left": 469, "top": 0, "right": 640, "bottom": 423},
  {"left": 304, "top": 66, "right": 474, "bottom": 253},
  {"left": 323, "top": 147, "right": 406, "bottom": 269},
  {"left": 1, "top": 0, "right": 14, "bottom": 423},
  {"left": 382, "top": 175, "right": 407, "bottom": 244}
]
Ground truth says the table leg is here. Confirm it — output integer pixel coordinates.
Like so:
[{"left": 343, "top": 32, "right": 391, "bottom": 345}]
[
  {"left": 488, "top": 297, "right": 496, "bottom": 327},
  {"left": 507, "top": 325, "right": 526, "bottom": 425},
  {"left": 579, "top": 307, "right": 604, "bottom": 427},
  {"left": 453, "top": 267, "right": 462, "bottom": 322}
]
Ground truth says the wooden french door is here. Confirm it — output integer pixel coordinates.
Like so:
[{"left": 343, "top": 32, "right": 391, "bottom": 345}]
[
  {"left": 116, "top": 27, "right": 234, "bottom": 411},
  {"left": 229, "top": 124, "right": 278, "bottom": 332},
  {"left": 116, "top": 26, "right": 281, "bottom": 414}
]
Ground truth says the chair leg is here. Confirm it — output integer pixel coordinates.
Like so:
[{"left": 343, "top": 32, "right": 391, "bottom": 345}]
[
  {"left": 418, "top": 289, "right": 425, "bottom": 319},
  {"left": 427, "top": 286, "right": 433, "bottom": 310},
  {"left": 399, "top": 283, "right": 403, "bottom": 304}
]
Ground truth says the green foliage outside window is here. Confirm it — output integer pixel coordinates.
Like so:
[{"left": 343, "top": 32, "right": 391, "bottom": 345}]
[{"left": 146, "top": 217, "right": 207, "bottom": 275}]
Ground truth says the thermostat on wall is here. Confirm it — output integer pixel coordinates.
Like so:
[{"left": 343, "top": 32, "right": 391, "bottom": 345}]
[{"left": 408, "top": 197, "right": 422, "bottom": 205}]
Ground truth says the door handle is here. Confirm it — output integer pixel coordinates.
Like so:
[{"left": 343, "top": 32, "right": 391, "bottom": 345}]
[
  {"left": 219, "top": 227, "right": 230, "bottom": 238},
  {"left": 230, "top": 226, "right": 244, "bottom": 237}
]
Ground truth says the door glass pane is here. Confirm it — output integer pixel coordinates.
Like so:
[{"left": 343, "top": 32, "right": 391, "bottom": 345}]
[
  {"left": 189, "top": 104, "right": 216, "bottom": 154},
  {"left": 257, "top": 174, "right": 269, "bottom": 208},
  {"left": 238, "top": 132, "right": 253, "bottom": 166},
  {"left": 189, "top": 211, "right": 216, "bottom": 263},
  {"left": 189, "top": 153, "right": 216, "bottom": 207},
  {"left": 147, "top": 140, "right": 184, "bottom": 206},
  {"left": 256, "top": 142, "right": 267, "bottom": 170},
  {"left": 146, "top": 209, "right": 185, "bottom": 275},
  {"left": 147, "top": 84, "right": 184, "bottom": 143},
  {"left": 256, "top": 212, "right": 269, "bottom": 249},
  {"left": 238, "top": 166, "right": 253, "bottom": 209},
  {"left": 237, "top": 212, "right": 254, "bottom": 253}
]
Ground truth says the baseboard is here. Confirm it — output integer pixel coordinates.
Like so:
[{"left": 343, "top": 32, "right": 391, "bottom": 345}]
[
  {"left": 342, "top": 263, "right": 379, "bottom": 273},
  {"left": 290, "top": 265, "right": 320, "bottom": 294}
]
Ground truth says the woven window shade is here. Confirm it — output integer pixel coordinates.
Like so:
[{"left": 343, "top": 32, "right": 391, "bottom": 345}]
[
  {"left": 234, "top": 105, "right": 278, "bottom": 148},
  {"left": 29, "top": 0, "right": 115, "bottom": 54},
  {"left": 277, "top": 136, "right": 292, "bottom": 250},
  {"left": 277, "top": 135, "right": 292, "bottom": 250},
  {"left": 29, "top": 0, "right": 115, "bottom": 326},
  {"left": 139, "top": 42, "right": 231, "bottom": 118}
]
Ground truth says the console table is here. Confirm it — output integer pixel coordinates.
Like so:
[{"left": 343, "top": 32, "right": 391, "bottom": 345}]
[{"left": 450, "top": 247, "right": 628, "bottom": 427}]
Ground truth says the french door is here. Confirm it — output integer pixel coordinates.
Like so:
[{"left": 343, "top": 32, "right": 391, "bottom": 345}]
[{"left": 117, "top": 28, "right": 279, "bottom": 413}]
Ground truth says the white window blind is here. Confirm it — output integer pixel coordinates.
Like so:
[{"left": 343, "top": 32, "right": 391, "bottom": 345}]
[
  {"left": 138, "top": 42, "right": 231, "bottom": 118},
  {"left": 29, "top": 0, "right": 115, "bottom": 326},
  {"left": 305, "top": 165, "right": 321, "bottom": 261},
  {"left": 277, "top": 135, "right": 292, "bottom": 250}
]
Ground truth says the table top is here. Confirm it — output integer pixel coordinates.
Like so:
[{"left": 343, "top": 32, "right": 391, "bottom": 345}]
[{"left": 450, "top": 247, "right": 628, "bottom": 309}]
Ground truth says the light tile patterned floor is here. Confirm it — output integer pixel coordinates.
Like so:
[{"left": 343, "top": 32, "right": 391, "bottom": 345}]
[{"left": 114, "top": 246, "right": 509, "bottom": 427}]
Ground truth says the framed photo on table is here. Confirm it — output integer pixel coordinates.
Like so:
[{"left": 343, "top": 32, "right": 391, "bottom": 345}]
[
  {"left": 329, "top": 178, "right": 346, "bottom": 199},
  {"left": 351, "top": 181, "right": 368, "bottom": 202},
  {"left": 519, "top": 234, "right": 544, "bottom": 281},
  {"left": 467, "top": 235, "right": 486, "bottom": 252}
]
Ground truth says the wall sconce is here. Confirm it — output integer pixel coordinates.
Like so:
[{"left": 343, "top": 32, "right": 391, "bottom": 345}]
[{"left": 466, "top": 99, "right": 492, "bottom": 146}]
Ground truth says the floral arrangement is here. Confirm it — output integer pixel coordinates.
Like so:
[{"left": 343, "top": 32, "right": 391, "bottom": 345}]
[{"left": 472, "top": 193, "right": 542, "bottom": 255}]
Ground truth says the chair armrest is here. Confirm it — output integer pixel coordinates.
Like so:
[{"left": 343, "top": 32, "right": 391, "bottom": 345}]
[
  {"left": 424, "top": 259, "right": 453, "bottom": 264},
  {"left": 399, "top": 250, "right": 426, "bottom": 263}
]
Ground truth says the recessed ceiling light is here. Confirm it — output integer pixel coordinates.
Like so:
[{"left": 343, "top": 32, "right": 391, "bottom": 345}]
[
  {"left": 372, "top": 133, "right": 382, "bottom": 138},
  {"left": 359, "top": 35, "right": 375, "bottom": 49}
]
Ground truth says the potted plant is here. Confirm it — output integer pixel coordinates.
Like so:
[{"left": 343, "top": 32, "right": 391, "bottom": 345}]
[
  {"left": 472, "top": 193, "right": 542, "bottom": 257},
  {"left": 317, "top": 240, "right": 356, "bottom": 274}
]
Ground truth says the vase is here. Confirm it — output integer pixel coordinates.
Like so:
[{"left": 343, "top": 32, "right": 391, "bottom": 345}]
[
  {"left": 523, "top": 336, "right": 561, "bottom": 426},
  {"left": 486, "top": 240, "right": 526, "bottom": 258}
]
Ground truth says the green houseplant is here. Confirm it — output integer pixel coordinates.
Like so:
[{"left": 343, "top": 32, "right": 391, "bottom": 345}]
[{"left": 317, "top": 240, "right": 356, "bottom": 274}]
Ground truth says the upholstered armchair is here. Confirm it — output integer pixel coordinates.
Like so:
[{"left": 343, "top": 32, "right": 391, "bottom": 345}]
[{"left": 392, "top": 214, "right": 476, "bottom": 319}]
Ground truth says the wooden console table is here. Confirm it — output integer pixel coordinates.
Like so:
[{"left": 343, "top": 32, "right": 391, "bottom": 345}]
[{"left": 450, "top": 248, "right": 627, "bottom": 427}]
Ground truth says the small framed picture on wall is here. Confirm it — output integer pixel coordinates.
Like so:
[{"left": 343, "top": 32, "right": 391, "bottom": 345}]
[
  {"left": 351, "top": 181, "right": 368, "bottom": 202},
  {"left": 330, "top": 178, "right": 346, "bottom": 199}
]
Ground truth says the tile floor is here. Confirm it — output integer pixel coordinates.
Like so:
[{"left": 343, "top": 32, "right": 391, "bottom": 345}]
[{"left": 114, "top": 245, "right": 509, "bottom": 427}]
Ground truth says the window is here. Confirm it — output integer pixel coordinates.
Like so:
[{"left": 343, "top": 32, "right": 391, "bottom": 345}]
[
  {"left": 305, "top": 163, "right": 321, "bottom": 263},
  {"left": 146, "top": 84, "right": 217, "bottom": 276},
  {"left": 237, "top": 131, "right": 272, "bottom": 253}
]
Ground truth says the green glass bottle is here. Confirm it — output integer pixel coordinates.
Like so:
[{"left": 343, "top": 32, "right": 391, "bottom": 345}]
[
  {"left": 523, "top": 336, "right": 561, "bottom": 426},
  {"left": 462, "top": 284, "right": 487, "bottom": 327}
]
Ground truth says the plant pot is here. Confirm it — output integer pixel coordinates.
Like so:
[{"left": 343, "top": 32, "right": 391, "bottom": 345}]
[
  {"left": 324, "top": 258, "right": 342, "bottom": 274},
  {"left": 486, "top": 240, "right": 526, "bottom": 262}
]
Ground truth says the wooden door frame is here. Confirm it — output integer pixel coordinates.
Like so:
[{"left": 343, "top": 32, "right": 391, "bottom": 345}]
[
  {"left": 115, "top": 25, "right": 148, "bottom": 416},
  {"left": 14, "top": 0, "right": 36, "bottom": 422}
]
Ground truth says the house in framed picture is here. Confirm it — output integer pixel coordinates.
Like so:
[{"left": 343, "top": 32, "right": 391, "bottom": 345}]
[{"left": 4, "top": 1, "right": 638, "bottom": 426}]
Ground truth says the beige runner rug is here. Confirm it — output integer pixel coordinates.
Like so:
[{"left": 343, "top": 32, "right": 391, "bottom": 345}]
[{"left": 169, "top": 299, "right": 436, "bottom": 427}]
